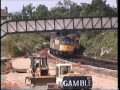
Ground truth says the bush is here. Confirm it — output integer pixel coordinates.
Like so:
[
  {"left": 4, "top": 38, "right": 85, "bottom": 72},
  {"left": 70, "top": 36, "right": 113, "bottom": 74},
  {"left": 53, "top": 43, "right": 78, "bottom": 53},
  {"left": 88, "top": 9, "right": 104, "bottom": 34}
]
[{"left": 80, "top": 31, "right": 118, "bottom": 61}]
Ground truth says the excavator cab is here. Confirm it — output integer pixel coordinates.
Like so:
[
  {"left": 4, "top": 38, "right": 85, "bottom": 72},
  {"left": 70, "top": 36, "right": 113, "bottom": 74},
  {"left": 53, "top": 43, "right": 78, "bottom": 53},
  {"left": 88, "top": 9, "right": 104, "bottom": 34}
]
[
  {"left": 56, "top": 64, "right": 93, "bottom": 90},
  {"left": 30, "top": 55, "right": 48, "bottom": 77},
  {"left": 25, "top": 54, "right": 56, "bottom": 86},
  {"left": 56, "top": 64, "right": 72, "bottom": 85}
]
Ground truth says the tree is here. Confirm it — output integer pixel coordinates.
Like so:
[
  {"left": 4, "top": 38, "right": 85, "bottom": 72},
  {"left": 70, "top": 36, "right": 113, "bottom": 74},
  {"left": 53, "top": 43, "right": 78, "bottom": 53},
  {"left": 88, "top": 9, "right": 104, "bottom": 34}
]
[
  {"left": 50, "top": 0, "right": 80, "bottom": 18},
  {"left": 33, "top": 5, "right": 49, "bottom": 19},
  {"left": 63, "top": 0, "right": 74, "bottom": 9},
  {"left": 21, "top": 3, "right": 35, "bottom": 19},
  {"left": 12, "top": 12, "right": 22, "bottom": 20},
  {"left": 50, "top": 7, "right": 67, "bottom": 18},
  {"left": 57, "top": 1, "right": 63, "bottom": 7},
  {"left": 80, "top": 0, "right": 117, "bottom": 16},
  {"left": 70, "top": 3, "right": 82, "bottom": 17}
]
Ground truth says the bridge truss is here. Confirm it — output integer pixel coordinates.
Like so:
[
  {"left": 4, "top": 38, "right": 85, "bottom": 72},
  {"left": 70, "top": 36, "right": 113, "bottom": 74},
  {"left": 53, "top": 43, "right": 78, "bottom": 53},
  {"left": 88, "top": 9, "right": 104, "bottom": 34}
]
[{"left": 1, "top": 16, "right": 118, "bottom": 38}]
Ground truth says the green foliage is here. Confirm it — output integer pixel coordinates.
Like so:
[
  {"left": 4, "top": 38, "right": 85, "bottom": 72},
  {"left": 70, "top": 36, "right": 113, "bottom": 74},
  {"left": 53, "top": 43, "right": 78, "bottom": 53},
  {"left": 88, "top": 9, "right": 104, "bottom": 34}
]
[
  {"left": 11, "top": 0, "right": 117, "bottom": 20},
  {"left": 33, "top": 5, "right": 49, "bottom": 19},
  {"left": 80, "top": 31, "right": 118, "bottom": 61},
  {"left": 50, "top": 0, "right": 82, "bottom": 18},
  {"left": 2, "top": 33, "right": 50, "bottom": 57},
  {"left": 50, "top": 7, "right": 67, "bottom": 18},
  {"left": 70, "top": 3, "right": 82, "bottom": 17},
  {"left": 80, "top": 0, "right": 117, "bottom": 16},
  {"left": 4, "top": 0, "right": 117, "bottom": 59},
  {"left": 21, "top": 3, "right": 35, "bottom": 19},
  {"left": 12, "top": 12, "right": 22, "bottom": 20}
]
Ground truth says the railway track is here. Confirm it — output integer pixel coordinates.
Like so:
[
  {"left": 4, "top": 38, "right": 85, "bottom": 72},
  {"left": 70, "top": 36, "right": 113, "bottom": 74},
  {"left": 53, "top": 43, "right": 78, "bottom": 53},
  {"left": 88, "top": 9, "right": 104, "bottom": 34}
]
[
  {"left": 37, "top": 48, "right": 117, "bottom": 70},
  {"left": 69, "top": 55, "right": 117, "bottom": 70},
  {"left": 47, "top": 50, "right": 117, "bottom": 78}
]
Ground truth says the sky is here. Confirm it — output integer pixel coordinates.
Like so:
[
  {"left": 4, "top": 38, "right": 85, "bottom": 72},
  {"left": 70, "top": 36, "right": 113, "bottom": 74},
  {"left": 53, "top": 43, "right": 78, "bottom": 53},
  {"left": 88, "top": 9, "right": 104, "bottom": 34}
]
[{"left": 1, "top": 0, "right": 117, "bottom": 13}]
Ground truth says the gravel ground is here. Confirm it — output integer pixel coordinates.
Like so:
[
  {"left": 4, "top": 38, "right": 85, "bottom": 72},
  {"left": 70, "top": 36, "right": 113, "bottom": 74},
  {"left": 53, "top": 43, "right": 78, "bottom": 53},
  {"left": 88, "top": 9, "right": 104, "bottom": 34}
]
[{"left": 1, "top": 55, "right": 118, "bottom": 89}]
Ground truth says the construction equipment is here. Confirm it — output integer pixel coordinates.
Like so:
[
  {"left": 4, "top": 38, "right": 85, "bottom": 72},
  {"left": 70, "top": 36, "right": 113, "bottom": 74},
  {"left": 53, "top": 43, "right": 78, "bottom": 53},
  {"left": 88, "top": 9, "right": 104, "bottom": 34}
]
[
  {"left": 25, "top": 54, "right": 92, "bottom": 89},
  {"left": 47, "top": 64, "right": 92, "bottom": 90},
  {"left": 25, "top": 54, "right": 56, "bottom": 86}
]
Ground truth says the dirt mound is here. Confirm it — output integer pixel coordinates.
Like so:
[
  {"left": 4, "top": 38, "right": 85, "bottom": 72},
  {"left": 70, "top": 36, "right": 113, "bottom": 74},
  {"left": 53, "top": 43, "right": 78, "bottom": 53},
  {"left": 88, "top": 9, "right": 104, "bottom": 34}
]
[{"left": 12, "top": 58, "right": 31, "bottom": 70}]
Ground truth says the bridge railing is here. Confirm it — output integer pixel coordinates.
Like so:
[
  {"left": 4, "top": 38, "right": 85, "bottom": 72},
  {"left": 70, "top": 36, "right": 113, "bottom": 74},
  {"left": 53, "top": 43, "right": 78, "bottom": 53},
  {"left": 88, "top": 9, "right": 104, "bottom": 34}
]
[{"left": 1, "top": 16, "right": 118, "bottom": 38}]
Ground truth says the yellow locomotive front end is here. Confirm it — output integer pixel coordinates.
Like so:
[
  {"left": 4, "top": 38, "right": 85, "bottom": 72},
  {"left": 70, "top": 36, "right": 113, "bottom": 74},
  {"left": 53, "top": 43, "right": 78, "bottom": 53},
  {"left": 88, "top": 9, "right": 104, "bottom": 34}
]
[
  {"left": 59, "top": 38, "right": 74, "bottom": 56},
  {"left": 60, "top": 45, "right": 74, "bottom": 52},
  {"left": 50, "top": 36, "right": 75, "bottom": 58}
]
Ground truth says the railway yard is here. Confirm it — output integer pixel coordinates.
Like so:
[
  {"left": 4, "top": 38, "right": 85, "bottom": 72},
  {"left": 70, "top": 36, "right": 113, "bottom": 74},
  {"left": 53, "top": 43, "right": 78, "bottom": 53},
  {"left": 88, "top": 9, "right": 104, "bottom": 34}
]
[{"left": 1, "top": 48, "right": 118, "bottom": 90}]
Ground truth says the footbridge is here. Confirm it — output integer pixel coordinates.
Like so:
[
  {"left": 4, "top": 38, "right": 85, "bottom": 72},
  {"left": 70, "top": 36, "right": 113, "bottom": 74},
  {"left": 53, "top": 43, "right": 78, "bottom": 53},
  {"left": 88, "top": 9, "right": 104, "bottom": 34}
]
[{"left": 1, "top": 16, "right": 118, "bottom": 38}]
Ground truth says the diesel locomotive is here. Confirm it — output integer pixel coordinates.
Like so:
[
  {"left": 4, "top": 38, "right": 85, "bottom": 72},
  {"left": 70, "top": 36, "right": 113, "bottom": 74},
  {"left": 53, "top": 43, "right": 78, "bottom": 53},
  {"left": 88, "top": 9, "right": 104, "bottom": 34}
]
[{"left": 50, "top": 33, "right": 81, "bottom": 58}]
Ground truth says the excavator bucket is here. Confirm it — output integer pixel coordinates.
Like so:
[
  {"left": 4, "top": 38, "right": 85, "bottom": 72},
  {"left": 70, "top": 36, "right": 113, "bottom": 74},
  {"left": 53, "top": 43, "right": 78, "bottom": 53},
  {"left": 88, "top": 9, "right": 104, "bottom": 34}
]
[{"left": 25, "top": 76, "right": 56, "bottom": 86}]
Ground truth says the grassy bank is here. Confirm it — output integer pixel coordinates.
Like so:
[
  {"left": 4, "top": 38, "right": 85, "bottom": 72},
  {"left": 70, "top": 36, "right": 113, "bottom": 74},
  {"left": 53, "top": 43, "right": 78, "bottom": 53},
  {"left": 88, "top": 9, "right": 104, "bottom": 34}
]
[
  {"left": 1, "top": 31, "right": 118, "bottom": 61},
  {"left": 80, "top": 31, "right": 118, "bottom": 61}
]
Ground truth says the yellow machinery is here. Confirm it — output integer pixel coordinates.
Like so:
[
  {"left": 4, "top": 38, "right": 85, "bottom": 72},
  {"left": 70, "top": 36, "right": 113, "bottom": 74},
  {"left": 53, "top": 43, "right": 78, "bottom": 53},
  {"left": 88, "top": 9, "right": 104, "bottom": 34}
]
[
  {"left": 47, "top": 64, "right": 93, "bottom": 90},
  {"left": 25, "top": 54, "right": 56, "bottom": 86},
  {"left": 50, "top": 36, "right": 75, "bottom": 58},
  {"left": 25, "top": 54, "right": 92, "bottom": 89}
]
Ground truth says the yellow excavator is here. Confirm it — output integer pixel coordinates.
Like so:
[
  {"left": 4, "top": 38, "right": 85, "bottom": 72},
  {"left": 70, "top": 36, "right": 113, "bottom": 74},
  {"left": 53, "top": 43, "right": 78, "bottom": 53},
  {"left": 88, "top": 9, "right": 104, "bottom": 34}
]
[
  {"left": 47, "top": 64, "right": 92, "bottom": 90},
  {"left": 25, "top": 54, "right": 56, "bottom": 86}
]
